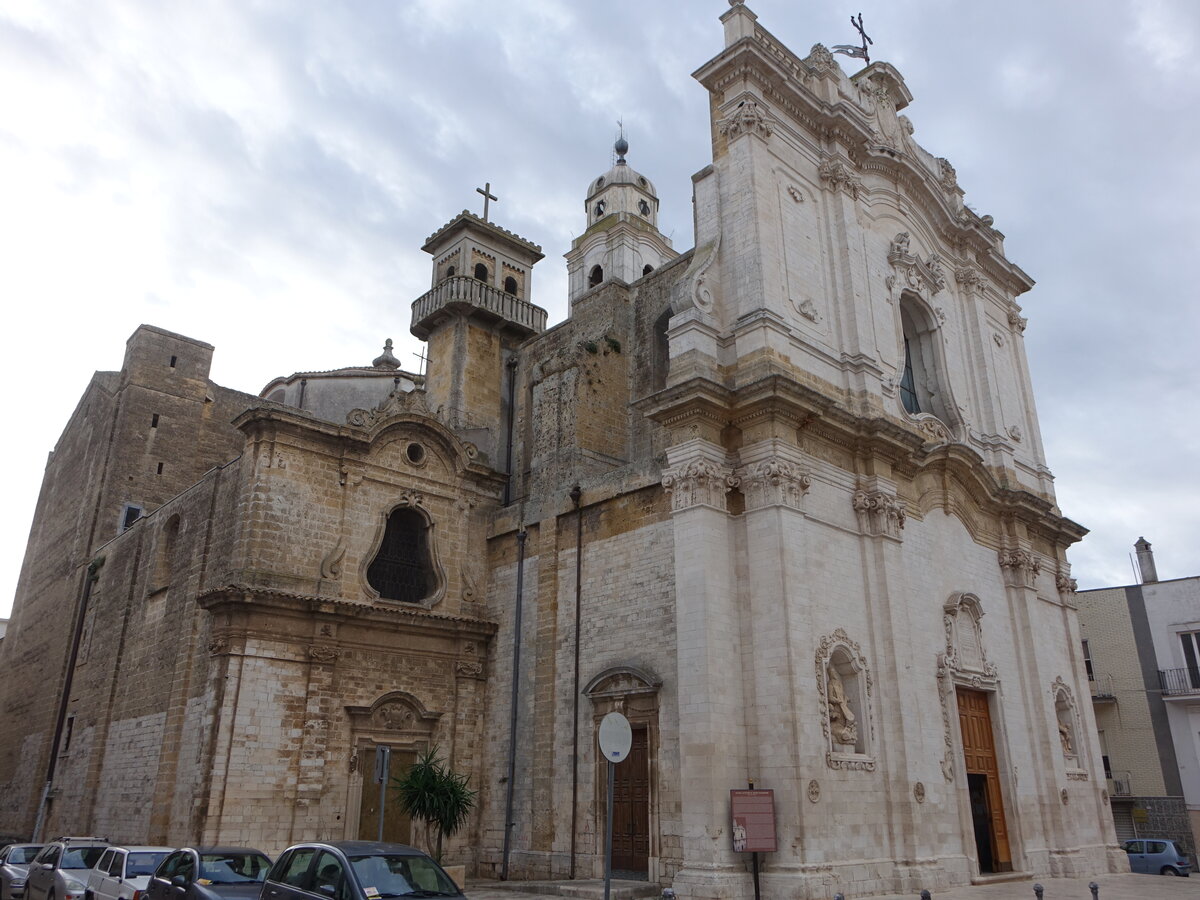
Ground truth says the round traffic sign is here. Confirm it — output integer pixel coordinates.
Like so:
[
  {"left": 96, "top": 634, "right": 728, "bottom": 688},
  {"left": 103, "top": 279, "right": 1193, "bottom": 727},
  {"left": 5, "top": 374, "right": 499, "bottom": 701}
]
[{"left": 598, "top": 711, "right": 633, "bottom": 763}]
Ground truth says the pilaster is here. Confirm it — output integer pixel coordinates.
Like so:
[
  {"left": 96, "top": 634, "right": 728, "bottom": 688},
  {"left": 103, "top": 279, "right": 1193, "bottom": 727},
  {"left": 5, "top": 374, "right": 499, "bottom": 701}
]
[{"left": 662, "top": 440, "right": 750, "bottom": 900}]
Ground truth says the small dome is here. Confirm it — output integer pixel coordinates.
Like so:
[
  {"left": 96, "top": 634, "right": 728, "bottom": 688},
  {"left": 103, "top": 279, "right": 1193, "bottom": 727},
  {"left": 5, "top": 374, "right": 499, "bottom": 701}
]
[{"left": 587, "top": 162, "right": 656, "bottom": 200}]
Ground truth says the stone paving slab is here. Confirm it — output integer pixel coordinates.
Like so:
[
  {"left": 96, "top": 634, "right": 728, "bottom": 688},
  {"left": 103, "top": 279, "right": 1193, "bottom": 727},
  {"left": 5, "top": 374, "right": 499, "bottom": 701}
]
[
  {"left": 465, "top": 873, "right": 1197, "bottom": 900},
  {"left": 471, "top": 880, "right": 658, "bottom": 900}
]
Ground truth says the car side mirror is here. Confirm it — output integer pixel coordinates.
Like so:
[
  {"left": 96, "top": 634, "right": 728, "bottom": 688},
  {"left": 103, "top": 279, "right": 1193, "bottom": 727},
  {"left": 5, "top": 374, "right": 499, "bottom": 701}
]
[{"left": 171, "top": 876, "right": 188, "bottom": 888}]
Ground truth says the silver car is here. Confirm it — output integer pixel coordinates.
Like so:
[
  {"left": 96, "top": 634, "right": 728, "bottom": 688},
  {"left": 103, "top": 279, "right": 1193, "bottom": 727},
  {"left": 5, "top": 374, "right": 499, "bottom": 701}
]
[
  {"left": 26, "top": 839, "right": 109, "bottom": 900},
  {"left": 1, "top": 845, "right": 44, "bottom": 900},
  {"left": 85, "top": 848, "right": 172, "bottom": 900}
]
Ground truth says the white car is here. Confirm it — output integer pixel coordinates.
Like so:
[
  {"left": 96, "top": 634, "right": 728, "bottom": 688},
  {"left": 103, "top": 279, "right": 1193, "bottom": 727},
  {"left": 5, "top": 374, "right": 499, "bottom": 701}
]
[
  {"left": 85, "top": 849, "right": 172, "bottom": 900},
  {"left": 0, "top": 845, "right": 44, "bottom": 900}
]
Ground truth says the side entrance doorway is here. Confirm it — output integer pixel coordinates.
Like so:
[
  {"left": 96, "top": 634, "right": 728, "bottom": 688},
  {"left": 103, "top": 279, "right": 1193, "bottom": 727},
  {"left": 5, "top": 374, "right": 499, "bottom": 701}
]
[
  {"left": 610, "top": 726, "right": 650, "bottom": 877},
  {"left": 357, "top": 744, "right": 415, "bottom": 843},
  {"left": 956, "top": 688, "right": 1012, "bottom": 873}
]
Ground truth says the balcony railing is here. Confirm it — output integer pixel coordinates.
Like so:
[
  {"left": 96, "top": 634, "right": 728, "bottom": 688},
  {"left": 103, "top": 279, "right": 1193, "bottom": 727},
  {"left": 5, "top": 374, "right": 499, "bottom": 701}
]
[
  {"left": 1089, "top": 673, "right": 1116, "bottom": 702},
  {"left": 411, "top": 276, "right": 547, "bottom": 339},
  {"left": 1108, "top": 771, "right": 1133, "bottom": 797},
  {"left": 1159, "top": 667, "right": 1200, "bottom": 697}
]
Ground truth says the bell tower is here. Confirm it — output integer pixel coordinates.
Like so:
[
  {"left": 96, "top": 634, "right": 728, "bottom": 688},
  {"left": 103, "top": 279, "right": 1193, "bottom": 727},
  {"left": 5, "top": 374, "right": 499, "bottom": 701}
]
[
  {"left": 565, "top": 137, "right": 676, "bottom": 309},
  {"left": 410, "top": 208, "right": 546, "bottom": 462}
]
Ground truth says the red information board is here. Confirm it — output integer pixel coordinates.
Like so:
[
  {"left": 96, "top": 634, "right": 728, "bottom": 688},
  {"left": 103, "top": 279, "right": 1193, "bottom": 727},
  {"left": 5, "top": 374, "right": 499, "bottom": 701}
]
[{"left": 730, "top": 789, "right": 776, "bottom": 853}]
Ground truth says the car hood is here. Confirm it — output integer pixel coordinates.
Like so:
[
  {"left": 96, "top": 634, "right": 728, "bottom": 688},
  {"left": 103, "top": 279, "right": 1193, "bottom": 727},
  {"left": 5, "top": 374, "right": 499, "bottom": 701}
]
[
  {"left": 6, "top": 865, "right": 31, "bottom": 878},
  {"left": 124, "top": 877, "right": 153, "bottom": 890}
]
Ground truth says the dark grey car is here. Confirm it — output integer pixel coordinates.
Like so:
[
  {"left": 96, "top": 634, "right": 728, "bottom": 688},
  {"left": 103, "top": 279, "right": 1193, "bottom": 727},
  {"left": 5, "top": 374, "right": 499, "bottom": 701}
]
[
  {"left": 263, "top": 841, "right": 462, "bottom": 900},
  {"left": 144, "top": 849, "right": 270, "bottom": 900},
  {"left": 0, "top": 845, "right": 44, "bottom": 900},
  {"left": 26, "top": 840, "right": 109, "bottom": 900}
]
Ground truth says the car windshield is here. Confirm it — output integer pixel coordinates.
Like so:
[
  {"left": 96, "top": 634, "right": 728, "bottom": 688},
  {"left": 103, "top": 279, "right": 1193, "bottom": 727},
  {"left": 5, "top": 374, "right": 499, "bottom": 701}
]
[
  {"left": 62, "top": 848, "right": 107, "bottom": 870},
  {"left": 8, "top": 848, "right": 40, "bottom": 865},
  {"left": 347, "top": 854, "right": 458, "bottom": 898},
  {"left": 127, "top": 853, "right": 170, "bottom": 877},
  {"left": 198, "top": 854, "right": 270, "bottom": 884}
]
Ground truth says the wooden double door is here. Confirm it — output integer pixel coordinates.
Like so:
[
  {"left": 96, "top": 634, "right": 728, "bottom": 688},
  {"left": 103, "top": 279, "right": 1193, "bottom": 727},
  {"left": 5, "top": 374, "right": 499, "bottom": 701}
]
[
  {"left": 357, "top": 744, "right": 415, "bottom": 844},
  {"left": 956, "top": 688, "right": 1012, "bottom": 873},
  {"left": 609, "top": 727, "right": 650, "bottom": 874}
]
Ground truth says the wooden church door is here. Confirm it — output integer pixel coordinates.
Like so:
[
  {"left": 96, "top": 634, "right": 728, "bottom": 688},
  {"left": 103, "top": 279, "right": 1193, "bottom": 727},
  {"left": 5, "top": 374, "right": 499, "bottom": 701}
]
[
  {"left": 610, "top": 727, "right": 650, "bottom": 874},
  {"left": 956, "top": 688, "right": 1012, "bottom": 872}
]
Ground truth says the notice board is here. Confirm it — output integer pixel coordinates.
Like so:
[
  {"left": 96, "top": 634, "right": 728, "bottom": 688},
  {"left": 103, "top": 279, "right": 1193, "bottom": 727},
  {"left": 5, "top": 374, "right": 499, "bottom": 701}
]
[{"left": 730, "top": 788, "right": 777, "bottom": 853}]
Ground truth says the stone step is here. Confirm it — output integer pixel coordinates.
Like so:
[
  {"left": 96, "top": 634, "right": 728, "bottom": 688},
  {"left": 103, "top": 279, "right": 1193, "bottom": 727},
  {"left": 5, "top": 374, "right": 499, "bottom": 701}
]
[{"left": 477, "top": 880, "right": 660, "bottom": 900}]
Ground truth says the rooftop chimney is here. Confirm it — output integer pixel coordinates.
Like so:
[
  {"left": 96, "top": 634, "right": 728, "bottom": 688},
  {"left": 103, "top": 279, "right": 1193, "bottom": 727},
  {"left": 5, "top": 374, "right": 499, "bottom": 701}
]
[{"left": 1135, "top": 536, "right": 1159, "bottom": 583}]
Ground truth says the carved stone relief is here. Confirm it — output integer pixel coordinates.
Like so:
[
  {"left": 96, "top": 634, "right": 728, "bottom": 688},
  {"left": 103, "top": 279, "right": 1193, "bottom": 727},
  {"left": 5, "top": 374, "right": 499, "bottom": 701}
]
[
  {"left": 815, "top": 629, "right": 875, "bottom": 771},
  {"left": 998, "top": 548, "right": 1041, "bottom": 589},
  {"left": 885, "top": 232, "right": 946, "bottom": 301},
  {"left": 308, "top": 645, "right": 342, "bottom": 663},
  {"left": 852, "top": 487, "right": 906, "bottom": 539},
  {"left": 717, "top": 99, "right": 776, "bottom": 141},
  {"left": 737, "top": 459, "right": 811, "bottom": 512},
  {"left": 818, "top": 155, "right": 862, "bottom": 199},
  {"left": 662, "top": 459, "right": 739, "bottom": 512},
  {"left": 807, "top": 779, "right": 821, "bottom": 802},
  {"left": 937, "top": 593, "right": 999, "bottom": 781}
]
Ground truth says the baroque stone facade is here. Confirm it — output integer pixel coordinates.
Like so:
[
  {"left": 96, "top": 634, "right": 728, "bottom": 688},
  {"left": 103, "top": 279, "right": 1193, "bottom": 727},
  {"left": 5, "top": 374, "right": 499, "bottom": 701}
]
[{"left": 0, "top": 4, "right": 1122, "bottom": 898}]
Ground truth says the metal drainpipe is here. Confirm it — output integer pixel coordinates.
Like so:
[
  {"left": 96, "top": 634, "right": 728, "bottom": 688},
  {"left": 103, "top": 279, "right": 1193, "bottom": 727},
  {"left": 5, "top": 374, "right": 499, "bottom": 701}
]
[
  {"left": 568, "top": 485, "right": 584, "bottom": 877},
  {"left": 33, "top": 555, "right": 105, "bottom": 840},
  {"left": 503, "top": 356, "right": 518, "bottom": 506},
  {"left": 298, "top": 377, "right": 307, "bottom": 410},
  {"left": 500, "top": 528, "right": 528, "bottom": 880}
]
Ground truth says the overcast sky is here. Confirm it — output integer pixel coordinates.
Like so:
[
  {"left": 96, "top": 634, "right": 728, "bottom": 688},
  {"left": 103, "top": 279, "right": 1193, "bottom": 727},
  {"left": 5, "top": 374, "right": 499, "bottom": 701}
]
[{"left": 2, "top": 0, "right": 1198, "bottom": 617}]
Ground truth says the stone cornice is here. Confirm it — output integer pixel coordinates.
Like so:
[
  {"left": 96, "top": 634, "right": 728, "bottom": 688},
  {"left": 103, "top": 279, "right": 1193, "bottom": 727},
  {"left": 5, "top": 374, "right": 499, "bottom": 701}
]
[
  {"left": 641, "top": 374, "right": 1086, "bottom": 549},
  {"left": 197, "top": 584, "right": 499, "bottom": 639}
]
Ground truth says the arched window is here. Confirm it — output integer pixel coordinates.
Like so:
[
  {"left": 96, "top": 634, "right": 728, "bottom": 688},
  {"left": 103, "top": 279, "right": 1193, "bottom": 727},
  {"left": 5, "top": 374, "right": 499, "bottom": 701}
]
[
  {"left": 474, "top": 262, "right": 489, "bottom": 282},
  {"left": 642, "top": 264, "right": 654, "bottom": 276},
  {"left": 588, "top": 265, "right": 603, "bottom": 288},
  {"left": 503, "top": 276, "right": 518, "bottom": 295},
  {"left": 446, "top": 265, "right": 456, "bottom": 277},
  {"left": 898, "top": 296, "right": 948, "bottom": 422},
  {"left": 367, "top": 507, "right": 436, "bottom": 603}
]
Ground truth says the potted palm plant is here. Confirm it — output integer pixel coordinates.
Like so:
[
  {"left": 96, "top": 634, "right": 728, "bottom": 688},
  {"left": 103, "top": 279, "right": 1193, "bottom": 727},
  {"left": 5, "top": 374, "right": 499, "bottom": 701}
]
[{"left": 392, "top": 746, "right": 476, "bottom": 886}]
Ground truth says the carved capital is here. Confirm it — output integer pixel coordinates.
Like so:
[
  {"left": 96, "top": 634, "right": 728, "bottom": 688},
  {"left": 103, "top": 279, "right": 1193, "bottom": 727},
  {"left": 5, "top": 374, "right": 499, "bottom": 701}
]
[
  {"left": 662, "top": 458, "right": 739, "bottom": 512},
  {"left": 738, "top": 459, "right": 811, "bottom": 511},
  {"left": 852, "top": 488, "right": 906, "bottom": 538},
  {"left": 998, "top": 548, "right": 1041, "bottom": 588},
  {"left": 818, "top": 155, "right": 862, "bottom": 199},
  {"left": 717, "top": 99, "right": 776, "bottom": 141},
  {"left": 207, "top": 637, "right": 229, "bottom": 656},
  {"left": 1008, "top": 308, "right": 1028, "bottom": 332},
  {"left": 955, "top": 265, "right": 982, "bottom": 288},
  {"left": 1056, "top": 572, "right": 1078, "bottom": 596}
]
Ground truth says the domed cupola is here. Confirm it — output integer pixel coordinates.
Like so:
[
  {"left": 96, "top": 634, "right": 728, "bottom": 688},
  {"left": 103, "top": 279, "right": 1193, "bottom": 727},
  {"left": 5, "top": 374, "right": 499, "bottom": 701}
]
[{"left": 566, "top": 137, "right": 677, "bottom": 310}]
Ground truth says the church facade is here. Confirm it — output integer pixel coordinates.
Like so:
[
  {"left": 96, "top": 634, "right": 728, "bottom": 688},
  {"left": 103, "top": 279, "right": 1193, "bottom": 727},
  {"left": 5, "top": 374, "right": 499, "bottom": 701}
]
[{"left": 0, "top": 4, "right": 1123, "bottom": 897}]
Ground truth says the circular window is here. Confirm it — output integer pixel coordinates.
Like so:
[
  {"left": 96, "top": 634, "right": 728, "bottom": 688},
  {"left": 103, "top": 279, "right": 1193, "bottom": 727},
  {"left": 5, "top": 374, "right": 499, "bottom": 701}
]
[{"left": 406, "top": 442, "right": 426, "bottom": 465}]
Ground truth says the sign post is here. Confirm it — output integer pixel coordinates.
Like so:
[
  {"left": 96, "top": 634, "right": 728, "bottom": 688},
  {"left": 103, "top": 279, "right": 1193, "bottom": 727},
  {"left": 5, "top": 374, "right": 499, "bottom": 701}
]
[
  {"left": 598, "top": 712, "right": 633, "bottom": 900},
  {"left": 730, "top": 785, "right": 776, "bottom": 900},
  {"left": 375, "top": 745, "right": 392, "bottom": 842}
]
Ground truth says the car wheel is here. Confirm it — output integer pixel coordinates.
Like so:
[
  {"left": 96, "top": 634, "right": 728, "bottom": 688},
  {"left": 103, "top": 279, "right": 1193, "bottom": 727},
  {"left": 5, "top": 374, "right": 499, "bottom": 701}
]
[{"left": 1162, "top": 866, "right": 1179, "bottom": 876}]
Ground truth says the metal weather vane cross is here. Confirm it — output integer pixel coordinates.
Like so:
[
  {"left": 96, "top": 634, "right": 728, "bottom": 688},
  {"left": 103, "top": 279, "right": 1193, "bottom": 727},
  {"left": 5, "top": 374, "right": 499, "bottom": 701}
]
[
  {"left": 476, "top": 182, "right": 498, "bottom": 222},
  {"left": 832, "top": 13, "right": 873, "bottom": 66}
]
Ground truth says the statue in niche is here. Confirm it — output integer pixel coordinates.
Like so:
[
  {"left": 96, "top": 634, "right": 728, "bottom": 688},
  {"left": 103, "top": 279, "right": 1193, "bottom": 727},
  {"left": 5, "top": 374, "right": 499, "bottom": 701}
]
[
  {"left": 1058, "top": 721, "right": 1074, "bottom": 756},
  {"left": 827, "top": 663, "right": 858, "bottom": 745}
]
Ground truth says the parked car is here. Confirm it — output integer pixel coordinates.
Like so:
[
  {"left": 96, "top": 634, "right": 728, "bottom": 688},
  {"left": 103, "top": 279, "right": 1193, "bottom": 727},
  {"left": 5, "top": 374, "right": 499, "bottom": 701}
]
[
  {"left": 0, "top": 844, "right": 44, "bottom": 900},
  {"left": 144, "top": 849, "right": 270, "bottom": 900},
  {"left": 85, "top": 847, "right": 173, "bottom": 900},
  {"left": 26, "top": 838, "right": 109, "bottom": 900},
  {"left": 1123, "top": 838, "right": 1192, "bottom": 876},
  {"left": 263, "top": 841, "right": 463, "bottom": 900}
]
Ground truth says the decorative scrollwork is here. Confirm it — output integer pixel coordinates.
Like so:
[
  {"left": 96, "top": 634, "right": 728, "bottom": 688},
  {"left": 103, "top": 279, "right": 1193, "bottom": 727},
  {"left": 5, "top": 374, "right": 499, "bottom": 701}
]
[
  {"left": 717, "top": 99, "right": 776, "bottom": 141},
  {"left": 662, "top": 458, "right": 739, "bottom": 512}
]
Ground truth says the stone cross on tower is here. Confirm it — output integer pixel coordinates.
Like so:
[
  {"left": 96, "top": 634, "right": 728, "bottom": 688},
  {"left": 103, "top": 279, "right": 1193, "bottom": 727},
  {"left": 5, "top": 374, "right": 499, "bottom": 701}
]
[{"left": 476, "top": 182, "right": 498, "bottom": 222}]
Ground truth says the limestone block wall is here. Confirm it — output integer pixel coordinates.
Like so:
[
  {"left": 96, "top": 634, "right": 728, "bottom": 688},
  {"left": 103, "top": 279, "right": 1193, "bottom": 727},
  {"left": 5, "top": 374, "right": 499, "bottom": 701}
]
[{"left": 477, "top": 487, "right": 677, "bottom": 882}]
